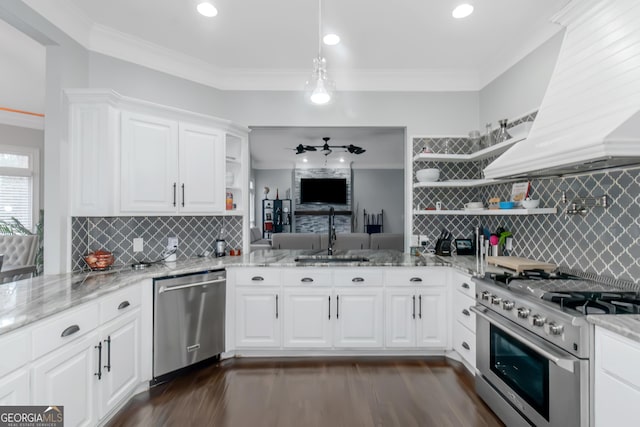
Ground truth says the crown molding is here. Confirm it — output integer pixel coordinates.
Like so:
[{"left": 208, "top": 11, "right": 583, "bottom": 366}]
[{"left": 0, "top": 109, "right": 44, "bottom": 130}]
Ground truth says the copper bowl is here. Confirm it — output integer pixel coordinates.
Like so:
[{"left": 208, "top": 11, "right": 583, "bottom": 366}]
[{"left": 84, "top": 250, "right": 115, "bottom": 271}]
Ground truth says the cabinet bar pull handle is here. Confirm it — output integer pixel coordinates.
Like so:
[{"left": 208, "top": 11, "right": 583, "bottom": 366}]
[
  {"left": 352, "top": 277, "right": 364, "bottom": 282},
  {"left": 181, "top": 183, "right": 185, "bottom": 207},
  {"left": 328, "top": 296, "right": 331, "bottom": 319},
  {"left": 301, "top": 277, "right": 314, "bottom": 283},
  {"left": 462, "top": 341, "right": 470, "bottom": 350},
  {"left": 251, "top": 276, "right": 264, "bottom": 281},
  {"left": 410, "top": 277, "right": 422, "bottom": 282},
  {"left": 95, "top": 342, "right": 102, "bottom": 380},
  {"left": 275, "top": 294, "right": 279, "bottom": 319},
  {"left": 117, "top": 301, "right": 130, "bottom": 310},
  {"left": 462, "top": 283, "right": 470, "bottom": 289},
  {"left": 61, "top": 324, "right": 80, "bottom": 337},
  {"left": 173, "top": 183, "right": 177, "bottom": 207},
  {"left": 336, "top": 295, "right": 339, "bottom": 319},
  {"left": 419, "top": 295, "right": 422, "bottom": 319},
  {"left": 462, "top": 309, "right": 471, "bottom": 317},
  {"left": 104, "top": 336, "right": 111, "bottom": 372},
  {"left": 412, "top": 295, "right": 416, "bottom": 319}
]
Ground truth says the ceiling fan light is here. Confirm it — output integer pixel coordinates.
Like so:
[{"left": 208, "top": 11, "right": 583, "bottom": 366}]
[{"left": 197, "top": 2, "right": 218, "bottom": 17}]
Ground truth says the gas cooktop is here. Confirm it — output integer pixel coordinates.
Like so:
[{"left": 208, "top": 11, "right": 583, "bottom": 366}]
[{"left": 482, "top": 269, "right": 640, "bottom": 315}]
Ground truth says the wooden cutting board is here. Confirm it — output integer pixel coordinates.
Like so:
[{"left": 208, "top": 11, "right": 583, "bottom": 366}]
[{"left": 486, "top": 256, "right": 557, "bottom": 273}]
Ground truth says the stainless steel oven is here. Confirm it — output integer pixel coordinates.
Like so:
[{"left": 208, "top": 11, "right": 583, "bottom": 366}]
[{"left": 473, "top": 305, "right": 589, "bottom": 427}]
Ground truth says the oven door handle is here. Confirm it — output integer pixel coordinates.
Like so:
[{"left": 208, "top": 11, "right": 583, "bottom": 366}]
[{"left": 470, "top": 306, "right": 577, "bottom": 373}]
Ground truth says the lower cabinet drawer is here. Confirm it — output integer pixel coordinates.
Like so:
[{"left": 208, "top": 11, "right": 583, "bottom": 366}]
[
  {"left": 384, "top": 267, "right": 448, "bottom": 286},
  {"left": 282, "top": 269, "right": 332, "bottom": 286},
  {"left": 99, "top": 285, "right": 142, "bottom": 324},
  {"left": 234, "top": 268, "right": 282, "bottom": 286},
  {"left": 333, "top": 269, "right": 383, "bottom": 286},
  {"left": 31, "top": 303, "right": 99, "bottom": 360},
  {"left": 453, "top": 293, "right": 476, "bottom": 333},
  {"left": 454, "top": 320, "right": 476, "bottom": 370}
]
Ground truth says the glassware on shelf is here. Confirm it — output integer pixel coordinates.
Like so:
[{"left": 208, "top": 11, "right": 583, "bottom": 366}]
[
  {"left": 468, "top": 130, "right": 481, "bottom": 152},
  {"left": 484, "top": 123, "right": 493, "bottom": 148},
  {"left": 495, "top": 119, "right": 512, "bottom": 144}
]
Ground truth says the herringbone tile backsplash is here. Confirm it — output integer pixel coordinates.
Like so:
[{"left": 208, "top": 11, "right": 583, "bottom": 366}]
[{"left": 71, "top": 215, "right": 243, "bottom": 271}]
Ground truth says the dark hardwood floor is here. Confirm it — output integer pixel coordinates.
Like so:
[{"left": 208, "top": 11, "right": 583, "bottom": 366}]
[{"left": 108, "top": 357, "right": 503, "bottom": 427}]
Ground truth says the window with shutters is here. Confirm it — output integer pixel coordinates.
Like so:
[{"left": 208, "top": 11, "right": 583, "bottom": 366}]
[{"left": 0, "top": 145, "right": 39, "bottom": 230}]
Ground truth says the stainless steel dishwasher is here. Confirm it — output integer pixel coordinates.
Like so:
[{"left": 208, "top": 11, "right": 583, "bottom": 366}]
[{"left": 153, "top": 269, "right": 225, "bottom": 380}]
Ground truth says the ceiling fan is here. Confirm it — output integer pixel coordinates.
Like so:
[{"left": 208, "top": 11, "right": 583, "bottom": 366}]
[{"left": 292, "top": 137, "right": 366, "bottom": 156}]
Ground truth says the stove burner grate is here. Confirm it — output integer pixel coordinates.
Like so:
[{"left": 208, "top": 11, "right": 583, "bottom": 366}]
[{"left": 542, "top": 291, "right": 640, "bottom": 314}]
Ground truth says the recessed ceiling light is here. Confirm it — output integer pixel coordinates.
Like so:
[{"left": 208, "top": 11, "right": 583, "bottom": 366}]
[
  {"left": 303, "top": 158, "right": 308, "bottom": 163},
  {"left": 323, "top": 34, "right": 340, "bottom": 46},
  {"left": 452, "top": 4, "right": 474, "bottom": 19},
  {"left": 339, "top": 157, "right": 345, "bottom": 163},
  {"left": 197, "top": 2, "right": 218, "bottom": 17}
]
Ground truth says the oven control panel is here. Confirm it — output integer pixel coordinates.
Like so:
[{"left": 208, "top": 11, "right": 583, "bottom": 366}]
[{"left": 473, "top": 278, "right": 589, "bottom": 357}]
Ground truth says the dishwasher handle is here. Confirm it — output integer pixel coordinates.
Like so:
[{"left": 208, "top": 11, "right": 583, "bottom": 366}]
[{"left": 158, "top": 277, "right": 225, "bottom": 294}]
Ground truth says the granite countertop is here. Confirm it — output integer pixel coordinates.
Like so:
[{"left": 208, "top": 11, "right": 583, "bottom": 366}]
[
  {"left": 587, "top": 315, "right": 640, "bottom": 344},
  {"left": 0, "top": 249, "right": 493, "bottom": 336}
]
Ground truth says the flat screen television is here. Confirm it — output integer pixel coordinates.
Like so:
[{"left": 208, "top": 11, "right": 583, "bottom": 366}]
[{"left": 300, "top": 178, "right": 347, "bottom": 204}]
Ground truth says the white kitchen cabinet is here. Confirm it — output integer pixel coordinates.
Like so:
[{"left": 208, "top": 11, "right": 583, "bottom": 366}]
[
  {"left": 416, "top": 287, "right": 448, "bottom": 348},
  {"left": 69, "top": 102, "right": 119, "bottom": 216},
  {"left": 235, "top": 287, "right": 281, "bottom": 348},
  {"left": 98, "top": 309, "right": 141, "bottom": 420},
  {"left": 120, "top": 112, "right": 179, "bottom": 213},
  {"left": 385, "top": 289, "right": 417, "bottom": 347},
  {"left": 32, "top": 331, "right": 99, "bottom": 427},
  {"left": 385, "top": 287, "right": 448, "bottom": 349},
  {"left": 594, "top": 326, "right": 640, "bottom": 426},
  {"left": 452, "top": 272, "right": 476, "bottom": 370},
  {"left": 0, "top": 369, "right": 29, "bottom": 405},
  {"left": 120, "top": 113, "right": 227, "bottom": 214},
  {"left": 333, "top": 288, "right": 384, "bottom": 348},
  {"left": 178, "top": 123, "right": 225, "bottom": 212},
  {"left": 283, "top": 288, "right": 332, "bottom": 348}
]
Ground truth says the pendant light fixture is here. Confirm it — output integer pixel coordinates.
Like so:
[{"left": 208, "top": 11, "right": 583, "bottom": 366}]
[{"left": 305, "top": 0, "right": 335, "bottom": 105}]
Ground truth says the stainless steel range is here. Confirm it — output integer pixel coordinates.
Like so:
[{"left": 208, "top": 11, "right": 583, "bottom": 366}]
[{"left": 472, "top": 270, "right": 640, "bottom": 427}]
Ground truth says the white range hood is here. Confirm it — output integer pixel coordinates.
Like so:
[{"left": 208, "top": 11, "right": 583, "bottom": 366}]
[{"left": 484, "top": 0, "right": 640, "bottom": 179}]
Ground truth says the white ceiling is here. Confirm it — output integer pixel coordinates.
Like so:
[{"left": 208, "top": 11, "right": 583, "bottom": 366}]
[
  {"left": 250, "top": 127, "right": 405, "bottom": 169},
  {"left": 20, "top": 0, "right": 568, "bottom": 91}
]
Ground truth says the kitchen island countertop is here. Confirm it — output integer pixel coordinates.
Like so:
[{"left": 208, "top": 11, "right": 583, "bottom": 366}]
[{"left": 0, "top": 250, "right": 497, "bottom": 336}]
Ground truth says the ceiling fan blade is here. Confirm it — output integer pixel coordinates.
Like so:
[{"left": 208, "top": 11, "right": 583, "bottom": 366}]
[{"left": 303, "top": 145, "right": 317, "bottom": 151}]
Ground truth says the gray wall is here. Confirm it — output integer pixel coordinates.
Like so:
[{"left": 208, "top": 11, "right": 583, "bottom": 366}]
[
  {"left": 353, "top": 169, "right": 404, "bottom": 234},
  {"left": 479, "top": 31, "right": 564, "bottom": 126},
  {"left": 0, "top": 123, "right": 44, "bottom": 208},
  {"left": 254, "top": 168, "right": 404, "bottom": 234}
]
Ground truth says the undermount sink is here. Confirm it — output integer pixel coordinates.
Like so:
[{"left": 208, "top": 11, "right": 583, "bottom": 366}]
[{"left": 295, "top": 255, "right": 370, "bottom": 263}]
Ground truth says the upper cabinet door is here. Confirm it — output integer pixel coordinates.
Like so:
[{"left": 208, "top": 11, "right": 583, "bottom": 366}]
[
  {"left": 120, "top": 112, "right": 179, "bottom": 213},
  {"left": 178, "top": 123, "right": 225, "bottom": 213}
]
